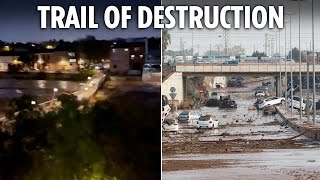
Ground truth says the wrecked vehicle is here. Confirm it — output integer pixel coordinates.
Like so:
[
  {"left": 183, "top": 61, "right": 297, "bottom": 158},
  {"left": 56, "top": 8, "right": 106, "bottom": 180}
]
[
  {"left": 162, "top": 118, "right": 179, "bottom": 132},
  {"left": 196, "top": 115, "right": 219, "bottom": 129},
  {"left": 205, "top": 98, "right": 219, "bottom": 107},
  {"left": 254, "top": 99, "right": 264, "bottom": 108},
  {"left": 219, "top": 95, "right": 237, "bottom": 108},
  {"left": 263, "top": 105, "right": 277, "bottom": 115}
]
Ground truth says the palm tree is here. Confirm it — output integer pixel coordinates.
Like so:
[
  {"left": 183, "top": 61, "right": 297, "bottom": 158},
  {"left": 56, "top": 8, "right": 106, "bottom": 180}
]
[{"left": 162, "top": 30, "right": 171, "bottom": 63}]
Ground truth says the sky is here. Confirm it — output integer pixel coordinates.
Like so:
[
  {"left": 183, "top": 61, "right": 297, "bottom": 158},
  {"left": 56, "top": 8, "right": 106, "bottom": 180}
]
[
  {"left": 0, "top": 0, "right": 160, "bottom": 42},
  {"left": 164, "top": 0, "right": 320, "bottom": 56}
]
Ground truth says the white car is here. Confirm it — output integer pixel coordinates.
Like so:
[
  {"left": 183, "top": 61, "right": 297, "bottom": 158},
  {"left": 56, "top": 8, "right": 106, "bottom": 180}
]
[
  {"left": 258, "top": 97, "right": 285, "bottom": 109},
  {"left": 196, "top": 115, "right": 219, "bottom": 129},
  {"left": 255, "top": 90, "right": 266, "bottom": 97},
  {"left": 178, "top": 111, "right": 201, "bottom": 123},
  {"left": 287, "top": 96, "right": 312, "bottom": 111},
  {"left": 162, "top": 119, "right": 179, "bottom": 132}
]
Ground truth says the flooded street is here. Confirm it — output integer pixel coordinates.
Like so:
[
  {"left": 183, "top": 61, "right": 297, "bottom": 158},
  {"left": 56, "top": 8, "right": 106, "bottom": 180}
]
[
  {"left": 163, "top": 80, "right": 320, "bottom": 179},
  {"left": 0, "top": 79, "right": 83, "bottom": 115},
  {"left": 0, "top": 79, "right": 81, "bottom": 99}
]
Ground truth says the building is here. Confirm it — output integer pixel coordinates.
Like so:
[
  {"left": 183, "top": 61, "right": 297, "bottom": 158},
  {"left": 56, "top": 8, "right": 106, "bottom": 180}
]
[
  {"left": 34, "top": 51, "right": 78, "bottom": 72},
  {"left": 0, "top": 55, "right": 19, "bottom": 72},
  {"left": 109, "top": 39, "right": 146, "bottom": 74},
  {"left": 0, "top": 51, "right": 23, "bottom": 72}
]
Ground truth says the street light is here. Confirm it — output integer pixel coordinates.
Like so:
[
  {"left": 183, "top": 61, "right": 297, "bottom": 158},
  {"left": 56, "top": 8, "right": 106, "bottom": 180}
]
[
  {"left": 285, "top": 13, "right": 295, "bottom": 114},
  {"left": 311, "top": 0, "right": 316, "bottom": 124},
  {"left": 31, "top": 101, "right": 36, "bottom": 105},
  {"left": 289, "top": 0, "right": 304, "bottom": 121},
  {"left": 284, "top": 21, "right": 288, "bottom": 114},
  {"left": 298, "top": 0, "right": 303, "bottom": 120},
  {"left": 50, "top": 88, "right": 58, "bottom": 107},
  {"left": 88, "top": 77, "right": 92, "bottom": 80}
]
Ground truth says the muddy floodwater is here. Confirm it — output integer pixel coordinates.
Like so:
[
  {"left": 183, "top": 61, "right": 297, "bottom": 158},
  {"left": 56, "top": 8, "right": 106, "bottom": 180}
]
[{"left": 163, "top": 81, "right": 320, "bottom": 179}]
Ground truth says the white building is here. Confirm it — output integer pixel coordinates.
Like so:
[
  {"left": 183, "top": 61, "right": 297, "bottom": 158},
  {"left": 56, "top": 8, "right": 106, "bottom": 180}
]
[{"left": 0, "top": 56, "right": 19, "bottom": 72}]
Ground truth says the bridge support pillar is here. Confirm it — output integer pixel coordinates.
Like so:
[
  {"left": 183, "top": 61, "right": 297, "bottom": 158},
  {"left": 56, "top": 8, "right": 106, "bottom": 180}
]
[
  {"left": 183, "top": 76, "right": 187, "bottom": 99},
  {"left": 275, "top": 76, "right": 281, "bottom": 97}
]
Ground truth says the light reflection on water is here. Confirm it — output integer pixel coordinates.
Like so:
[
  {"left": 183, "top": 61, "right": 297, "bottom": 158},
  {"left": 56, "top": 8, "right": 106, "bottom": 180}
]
[
  {"left": 37, "top": 80, "right": 46, "bottom": 89},
  {"left": 0, "top": 79, "right": 82, "bottom": 99}
]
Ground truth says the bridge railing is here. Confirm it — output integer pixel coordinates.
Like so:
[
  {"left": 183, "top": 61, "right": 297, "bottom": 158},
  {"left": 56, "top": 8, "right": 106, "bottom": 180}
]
[{"left": 175, "top": 63, "right": 320, "bottom": 73}]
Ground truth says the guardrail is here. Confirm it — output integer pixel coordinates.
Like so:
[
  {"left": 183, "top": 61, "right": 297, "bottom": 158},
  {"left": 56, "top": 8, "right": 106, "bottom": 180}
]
[{"left": 176, "top": 63, "right": 320, "bottom": 74}]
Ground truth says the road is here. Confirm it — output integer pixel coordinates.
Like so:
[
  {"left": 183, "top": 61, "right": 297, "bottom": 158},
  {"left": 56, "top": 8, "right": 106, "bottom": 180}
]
[
  {"left": 162, "top": 80, "right": 320, "bottom": 179},
  {"left": 89, "top": 76, "right": 161, "bottom": 104}
]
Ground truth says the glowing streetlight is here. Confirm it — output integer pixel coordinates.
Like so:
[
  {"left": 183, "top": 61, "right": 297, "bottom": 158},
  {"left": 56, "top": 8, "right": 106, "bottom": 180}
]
[
  {"left": 84, "top": 87, "right": 88, "bottom": 91},
  {"left": 88, "top": 77, "right": 92, "bottom": 80},
  {"left": 31, "top": 101, "right": 36, "bottom": 105},
  {"left": 50, "top": 88, "right": 58, "bottom": 107}
]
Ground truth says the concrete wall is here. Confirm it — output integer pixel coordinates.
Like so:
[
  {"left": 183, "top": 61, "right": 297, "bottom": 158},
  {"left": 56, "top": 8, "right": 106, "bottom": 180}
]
[{"left": 162, "top": 72, "right": 184, "bottom": 107}]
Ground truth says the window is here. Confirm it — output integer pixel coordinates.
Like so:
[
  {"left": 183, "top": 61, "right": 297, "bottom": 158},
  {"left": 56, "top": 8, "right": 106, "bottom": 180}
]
[
  {"left": 199, "top": 116, "right": 210, "bottom": 121},
  {"left": 293, "top": 97, "right": 300, "bottom": 101},
  {"left": 112, "top": 49, "right": 116, "bottom": 53},
  {"left": 113, "top": 65, "right": 117, "bottom": 69},
  {"left": 134, "top": 47, "right": 141, "bottom": 51},
  {"left": 124, "top": 48, "right": 128, "bottom": 51}
]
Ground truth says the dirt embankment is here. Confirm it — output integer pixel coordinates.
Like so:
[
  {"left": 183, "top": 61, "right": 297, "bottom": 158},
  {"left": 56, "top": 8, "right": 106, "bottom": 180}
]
[
  {"left": 163, "top": 139, "right": 306, "bottom": 156},
  {"left": 162, "top": 159, "right": 233, "bottom": 172}
]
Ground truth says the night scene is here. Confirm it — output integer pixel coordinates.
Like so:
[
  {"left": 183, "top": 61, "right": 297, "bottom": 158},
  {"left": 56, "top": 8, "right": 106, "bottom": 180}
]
[{"left": 0, "top": 0, "right": 160, "bottom": 180}]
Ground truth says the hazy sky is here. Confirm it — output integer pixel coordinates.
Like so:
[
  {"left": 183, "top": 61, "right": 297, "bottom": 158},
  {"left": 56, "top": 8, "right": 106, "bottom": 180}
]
[
  {"left": 0, "top": 0, "right": 160, "bottom": 42},
  {"left": 164, "top": 0, "right": 320, "bottom": 56}
]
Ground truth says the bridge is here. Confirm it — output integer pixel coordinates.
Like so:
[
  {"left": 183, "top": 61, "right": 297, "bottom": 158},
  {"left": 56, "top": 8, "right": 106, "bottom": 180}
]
[
  {"left": 176, "top": 63, "right": 320, "bottom": 76},
  {"left": 162, "top": 63, "right": 320, "bottom": 106}
]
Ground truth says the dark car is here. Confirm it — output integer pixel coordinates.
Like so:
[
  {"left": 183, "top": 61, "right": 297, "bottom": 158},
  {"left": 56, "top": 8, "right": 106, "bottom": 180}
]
[
  {"left": 205, "top": 98, "right": 219, "bottom": 107},
  {"left": 231, "top": 76, "right": 246, "bottom": 82},
  {"left": 262, "top": 81, "right": 272, "bottom": 86},
  {"left": 223, "top": 61, "right": 239, "bottom": 65},
  {"left": 219, "top": 96, "right": 237, "bottom": 108},
  {"left": 254, "top": 99, "right": 264, "bottom": 108},
  {"left": 228, "top": 80, "right": 242, "bottom": 87}
]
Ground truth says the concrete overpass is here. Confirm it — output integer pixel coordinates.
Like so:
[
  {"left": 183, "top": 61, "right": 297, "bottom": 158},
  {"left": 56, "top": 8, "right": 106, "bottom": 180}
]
[
  {"left": 176, "top": 63, "right": 320, "bottom": 76},
  {"left": 162, "top": 63, "right": 320, "bottom": 105}
]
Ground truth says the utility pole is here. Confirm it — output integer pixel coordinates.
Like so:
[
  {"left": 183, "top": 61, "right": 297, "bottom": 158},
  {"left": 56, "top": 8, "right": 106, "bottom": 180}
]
[
  {"left": 312, "top": 0, "right": 316, "bottom": 124},
  {"left": 264, "top": 33, "right": 268, "bottom": 55},
  {"left": 279, "top": 30, "right": 282, "bottom": 97},
  {"left": 210, "top": 44, "right": 212, "bottom": 56},
  {"left": 285, "top": 22, "right": 288, "bottom": 114},
  {"left": 223, "top": 30, "right": 230, "bottom": 55},
  {"left": 298, "top": 0, "right": 303, "bottom": 120},
  {"left": 307, "top": 41, "right": 310, "bottom": 121},
  {"left": 285, "top": 13, "right": 295, "bottom": 114},
  {"left": 197, "top": 44, "right": 199, "bottom": 55},
  {"left": 191, "top": 32, "right": 194, "bottom": 56},
  {"left": 180, "top": 38, "right": 183, "bottom": 53}
]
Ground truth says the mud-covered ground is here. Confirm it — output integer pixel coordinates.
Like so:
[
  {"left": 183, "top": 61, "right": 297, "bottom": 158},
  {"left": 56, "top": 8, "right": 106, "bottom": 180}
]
[{"left": 163, "top": 81, "right": 320, "bottom": 179}]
